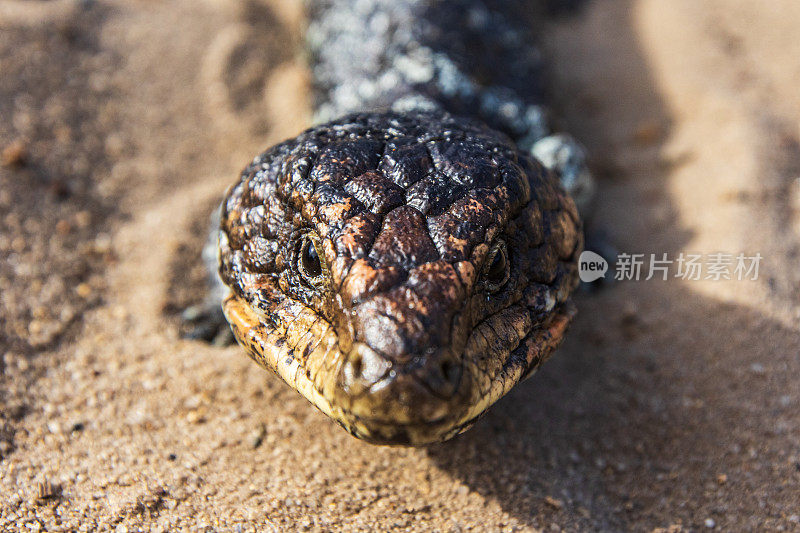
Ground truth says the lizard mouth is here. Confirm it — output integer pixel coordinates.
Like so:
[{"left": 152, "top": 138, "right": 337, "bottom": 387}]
[{"left": 222, "top": 292, "right": 575, "bottom": 445}]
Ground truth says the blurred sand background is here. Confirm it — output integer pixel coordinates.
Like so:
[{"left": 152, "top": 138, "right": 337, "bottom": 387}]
[{"left": 1, "top": 0, "right": 799, "bottom": 530}]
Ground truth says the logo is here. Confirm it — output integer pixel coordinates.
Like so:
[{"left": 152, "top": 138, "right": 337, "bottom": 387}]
[{"left": 579, "top": 250, "right": 608, "bottom": 283}]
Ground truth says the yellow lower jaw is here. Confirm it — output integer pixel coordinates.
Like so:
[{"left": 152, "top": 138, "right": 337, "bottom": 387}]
[
  {"left": 222, "top": 294, "right": 343, "bottom": 422},
  {"left": 223, "top": 293, "right": 575, "bottom": 445}
]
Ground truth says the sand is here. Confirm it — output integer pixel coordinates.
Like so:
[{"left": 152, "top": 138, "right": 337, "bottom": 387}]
[{"left": 1, "top": 0, "right": 799, "bottom": 530}]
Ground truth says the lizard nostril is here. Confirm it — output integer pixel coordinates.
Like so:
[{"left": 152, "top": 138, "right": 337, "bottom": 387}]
[
  {"left": 351, "top": 354, "right": 363, "bottom": 377},
  {"left": 341, "top": 343, "right": 392, "bottom": 393},
  {"left": 441, "top": 360, "right": 461, "bottom": 385},
  {"left": 413, "top": 356, "right": 463, "bottom": 400}
]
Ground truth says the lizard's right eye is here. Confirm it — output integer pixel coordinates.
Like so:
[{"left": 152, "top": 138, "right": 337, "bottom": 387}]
[{"left": 298, "top": 234, "right": 323, "bottom": 280}]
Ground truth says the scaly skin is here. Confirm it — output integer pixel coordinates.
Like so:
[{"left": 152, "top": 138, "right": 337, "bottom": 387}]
[{"left": 218, "top": 111, "right": 582, "bottom": 445}]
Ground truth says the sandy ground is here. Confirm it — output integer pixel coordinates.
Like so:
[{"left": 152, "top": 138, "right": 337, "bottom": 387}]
[{"left": 1, "top": 0, "right": 799, "bottom": 530}]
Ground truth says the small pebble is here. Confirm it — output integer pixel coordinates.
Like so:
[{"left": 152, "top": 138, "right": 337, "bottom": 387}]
[
  {"left": 249, "top": 423, "right": 267, "bottom": 449},
  {"left": 75, "top": 283, "right": 92, "bottom": 298},
  {"left": 704, "top": 518, "right": 716, "bottom": 528},
  {"left": 186, "top": 410, "right": 204, "bottom": 424},
  {"left": 36, "top": 479, "right": 61, "bottom": 501},
  {"left": 2, "top": 140, "right": 27, "bottom": 167},
  {"left": 544, "top": 496, "right": 563, "bottom": 510},
  {"left": 74, "top": 210, "right": 91, "bottom": 228},
  {"left": 56, "top": 219, "right": 72, "bottom": 235}
]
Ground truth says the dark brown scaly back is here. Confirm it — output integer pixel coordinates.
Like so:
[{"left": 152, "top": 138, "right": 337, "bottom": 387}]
[{"left": 219, "top": 111, "right": 581, "bottom": 444}]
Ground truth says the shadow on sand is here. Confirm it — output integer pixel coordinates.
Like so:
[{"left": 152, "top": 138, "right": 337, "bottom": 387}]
[{"left": 426, "top": 1, "right": 800, "bottom": 529}]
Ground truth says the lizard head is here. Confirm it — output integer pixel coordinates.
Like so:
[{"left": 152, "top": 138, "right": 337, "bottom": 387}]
[{"left": 219, "top": 111, "right": 581, "bottom": 445}]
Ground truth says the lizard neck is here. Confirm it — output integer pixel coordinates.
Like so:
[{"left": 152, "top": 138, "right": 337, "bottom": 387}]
[{"left": 306, "top": 0, "right": 549, "bottom": 150}]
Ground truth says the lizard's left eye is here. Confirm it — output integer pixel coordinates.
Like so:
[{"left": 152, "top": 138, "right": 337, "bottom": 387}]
[
  {"left": 299, "top": 235, "right": 323, "bottom": 280},
  {"left": 483, "top": 239, "right": 510, "bottom": 293}
]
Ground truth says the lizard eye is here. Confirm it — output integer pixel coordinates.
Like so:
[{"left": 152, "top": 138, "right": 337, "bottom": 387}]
[
  {"left": 298, "top": 234, "right": 323, "bottom": 280},
  {"left": 483, "top": 240, "right": 510, "bottom": 293}
]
